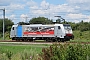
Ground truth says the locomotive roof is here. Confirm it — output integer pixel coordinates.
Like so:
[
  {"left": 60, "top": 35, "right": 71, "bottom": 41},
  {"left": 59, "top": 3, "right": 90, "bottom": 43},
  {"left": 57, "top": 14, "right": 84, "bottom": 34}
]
[
  {"left": 12, "top": 24, "right": 70, "bottom": 27},
  {"left": 21, "top": 24, "right": 69, "bottom": 27}
]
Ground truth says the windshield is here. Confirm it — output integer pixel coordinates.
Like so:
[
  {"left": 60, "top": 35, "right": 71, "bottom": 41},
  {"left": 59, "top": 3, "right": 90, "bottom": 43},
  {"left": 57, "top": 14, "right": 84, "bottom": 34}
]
[{"left": 63, "top": 24, "right": 71, "bottom": 30}]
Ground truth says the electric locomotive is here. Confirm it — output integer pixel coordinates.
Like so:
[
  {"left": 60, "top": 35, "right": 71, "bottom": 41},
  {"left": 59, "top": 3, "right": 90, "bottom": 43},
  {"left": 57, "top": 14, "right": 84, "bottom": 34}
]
[{"left": 10, "top": 24, "right": 74, "bottom": 42}]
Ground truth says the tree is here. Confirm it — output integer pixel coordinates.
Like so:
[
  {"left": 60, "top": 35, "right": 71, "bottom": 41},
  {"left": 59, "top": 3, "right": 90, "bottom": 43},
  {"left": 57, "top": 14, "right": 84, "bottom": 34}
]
[
  {"left": 0, "top": 18, "right": 14, "bottom": 32},
  {"left": 69, "top": 20, "right": 90, "bottom": 31},
  {"left": 56, "top": 19, "right": 61, "bottom": 23},
  {"left": 18, "top": 22, "right": 29, "bottom": 25},
  {"left": 29, "top": 17, "right": 53, "bottom": 24}
]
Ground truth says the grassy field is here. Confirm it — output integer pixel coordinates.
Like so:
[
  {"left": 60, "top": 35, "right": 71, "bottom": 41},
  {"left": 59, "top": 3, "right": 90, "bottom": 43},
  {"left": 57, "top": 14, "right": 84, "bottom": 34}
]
[
  {"left": 0, "top": 32, "right": 10, "bottom": 40},
  {"left": 70, "top": 31, "right": 90, "bottom": 42},
  {"left": 0, "top": 43, "right": 50, "bottom": 60},
  {"left": 0, "top": 43, "right": 50, "bottom": 54},
  {"left": 0, "top": 43, "right": 90, "bottom": 60},
  {"left": 0, "top": 31, "right": 90, "bottom": 60}
]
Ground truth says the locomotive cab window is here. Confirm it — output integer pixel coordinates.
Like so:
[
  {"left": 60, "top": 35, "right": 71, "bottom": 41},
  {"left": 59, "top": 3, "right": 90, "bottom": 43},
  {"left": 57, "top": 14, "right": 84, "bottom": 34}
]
[
  {"left": 12, "top": 27, "right": 14, "bottom": 30},
  {"left": 63, "top": 24, "right": 71, "bottom": 30},
  {"left": 58, "top": 26, "right": 61, "bottom": 29}
]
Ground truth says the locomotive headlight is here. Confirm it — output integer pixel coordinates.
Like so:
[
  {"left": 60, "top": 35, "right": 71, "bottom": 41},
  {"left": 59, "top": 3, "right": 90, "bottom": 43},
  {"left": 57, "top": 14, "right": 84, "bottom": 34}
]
[{"left": 66, "top": 34, "right": 72, "bottom": 36}]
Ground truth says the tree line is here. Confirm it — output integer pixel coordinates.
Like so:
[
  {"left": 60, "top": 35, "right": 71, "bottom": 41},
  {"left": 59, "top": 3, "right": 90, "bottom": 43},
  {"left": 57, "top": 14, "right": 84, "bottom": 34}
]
[
  {"left": 69, "top": 20, "right": 90, "bottom": 32},
  {"left": 0, "top": 18, "right": 14, "bottom": 33},
  {"left": 19, "top": 17, "right": 90, "bottom": 32},
  {"left": 0, "top": 17, "right": 90, "bottom": 33}
]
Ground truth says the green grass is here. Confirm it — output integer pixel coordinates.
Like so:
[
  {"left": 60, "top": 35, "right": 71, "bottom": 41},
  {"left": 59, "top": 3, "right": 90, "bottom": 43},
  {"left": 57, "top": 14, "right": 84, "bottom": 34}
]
[
  {"left": 0, "top": 43, "right": 51, "bottom": 60},
  {"left": 0, "top": 43, "right": 90, "bottom": 60},
  {"left": 70, "top": 39, "right": 90, "bottom": 42},
  {"left": 69, "top": 30, "right": 90, "bottom": 42},
  {"left": 0, "top": 31, "right": 11, "bottom": 40},
  {"left": 0, "top": 43, "right": 50, "bottom": 54},
  {"left": 73, "top": 31, "right": 90, "bottom": 39}
]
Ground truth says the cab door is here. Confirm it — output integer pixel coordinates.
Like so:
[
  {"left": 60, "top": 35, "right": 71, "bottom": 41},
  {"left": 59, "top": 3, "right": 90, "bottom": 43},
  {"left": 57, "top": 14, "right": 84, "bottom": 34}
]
[
  {"left": 10, "top": 27, "right": 15, "bottom": 37},
  {"left": 54, "top": 26, "right": 63, "bottom": 38}
]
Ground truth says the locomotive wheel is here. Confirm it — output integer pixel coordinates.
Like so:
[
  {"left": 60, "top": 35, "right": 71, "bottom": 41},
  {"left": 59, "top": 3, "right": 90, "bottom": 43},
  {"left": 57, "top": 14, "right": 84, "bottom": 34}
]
[
  {"left": 60, "top": 39, "right": 64, "bottom": 42},
  {"left": 52, "top": 39, "right": 56, "bottom": 42},
  {"left": 29, "top": 39, "right": 33, "bottom": 42},
  {"left": 12, "top": 38, "right": 15, "bottom": 40},
  {"left": 46, "top": 38, "right": 52, "bottom": 42}
]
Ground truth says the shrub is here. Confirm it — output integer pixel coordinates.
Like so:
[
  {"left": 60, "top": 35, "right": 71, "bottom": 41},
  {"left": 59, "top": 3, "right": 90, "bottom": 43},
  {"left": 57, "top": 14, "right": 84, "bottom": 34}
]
[
  {"left": 0, "top": 48, "right": 39, "bottom": 60},
  {"left": 0, "top": 50, "right": 13, "bottom": 60},
  {"left": 40, "top": 43, "right": 90, "bottom": 60},
  {"left": 66, "top": 44, "right": 87, "bottom": 60}
]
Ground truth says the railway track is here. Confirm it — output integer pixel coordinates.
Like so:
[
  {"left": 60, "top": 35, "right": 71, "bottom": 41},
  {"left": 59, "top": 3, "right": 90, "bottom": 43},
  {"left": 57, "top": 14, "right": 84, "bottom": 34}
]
[
  {"left": 0, "top": 40, "right": 53, "bottom": 45},
  {"left": 0, "top": 40, "right": 90, "bottom": 44}
]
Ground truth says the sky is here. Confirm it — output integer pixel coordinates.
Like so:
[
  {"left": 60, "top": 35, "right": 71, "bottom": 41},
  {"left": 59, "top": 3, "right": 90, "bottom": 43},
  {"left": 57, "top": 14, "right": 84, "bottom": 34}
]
[{"left": 0, "top": 0, "right": 90, "bottom": 24}]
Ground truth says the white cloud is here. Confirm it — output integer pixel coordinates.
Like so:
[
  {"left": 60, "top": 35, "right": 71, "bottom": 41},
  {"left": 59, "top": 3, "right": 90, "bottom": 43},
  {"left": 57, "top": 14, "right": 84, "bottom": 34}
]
[
  {"left": 29, "top": 1, "right": 80, "bottom": 23},
  {"left": 0, "top": 15, "right": 3, "bottom": 18},
  {"left": 32, "top": 10, "right": 45, "bottom": 15},
  {"left": 40, "top": 0, "right": 49, "bottom": 9},
  {"left": 8, "top": 3, "right": 25, "bottom": 10},
  {"left": 20, "top": 14, "right": 28, "bottom": 22},
  {"left": 7, "top": 14, "right": 17, "bottom": 23},
  {"left": 84, "top": 16, "right": 90, "bottom": 22},
  {"left": 9, "top": 14, "right": 15, "bottom": 18},
  {"left": 28, "top": 0, "right": 50, "bottom": 17},
  {"left": 0, "top": 2, "right": 25, "bottom": 15},
  {"left": 67, "top": 0, "right": 90, "bottom": 4},
  {"left": 0, "top": 0, "right": 25, "bottom": 6},
  {"left": 27, "top": 0, "right": 37, "bottom": 6},
  {"left": 0, "top": 0, "right": 12, "bottom": 6},
  {"left": 50, "top": 4, "right": 76, "bottom": 13},
  {"left": 30, "top": 6, "right": 38, "bottom": 9},
  {"left": 27, "top": 0, "right": 38, "bottom": 9},
  {"left": 67, "top": 13, "right": 87, "bottom": 19},
  {"left": 67, "top": 0, "right": 90, "bottom": 12},
  {"left": 0, "top": 0, "right": 90, "bottom": 23},
  {"left": 65, "top": 13, "right": 90, "bottom": 23}
]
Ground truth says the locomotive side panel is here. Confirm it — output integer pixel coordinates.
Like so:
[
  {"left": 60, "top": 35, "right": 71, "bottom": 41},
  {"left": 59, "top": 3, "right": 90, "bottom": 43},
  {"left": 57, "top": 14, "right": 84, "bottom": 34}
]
[
  {"left": 54, "top": 25, "right": 65, "bottom": 38},
  {"left": 16, "top": 25, "right": 22, "bottom": 37},
  {"left": 10, "top": 25, "right": 23, "bottom": 40},
  {"left": 22, "top": 25, "right": 42, "bottom": 37},
  {"left": 22, "top": 25, "right": 55, "bottom": 37}
]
